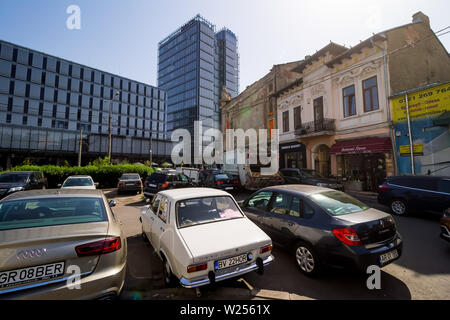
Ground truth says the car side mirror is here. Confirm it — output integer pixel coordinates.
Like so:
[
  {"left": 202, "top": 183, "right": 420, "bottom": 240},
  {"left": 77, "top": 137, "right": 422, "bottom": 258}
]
[
  {"left": 95, "top": 182, "right": 99, "bottom": 187},
  {"left": 237, "top": 200, "right": 245, "bottom": 207},
  {"left": 109, "top": 200, "right": 116, "bottom": 207},
  {"left": 57, "top": 184, "right": 62, "bottom": 188}
]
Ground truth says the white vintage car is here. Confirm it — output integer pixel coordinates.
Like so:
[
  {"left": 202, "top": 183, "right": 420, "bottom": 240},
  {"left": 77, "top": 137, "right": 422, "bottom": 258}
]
[{"left": 140, "top": 188, "right": 274, "bottom": 288}]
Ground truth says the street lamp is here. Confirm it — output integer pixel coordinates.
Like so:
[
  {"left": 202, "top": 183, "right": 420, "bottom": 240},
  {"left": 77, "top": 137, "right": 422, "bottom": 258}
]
[{"left": 105, "top": 91, "right": 120, "bottom": 163}]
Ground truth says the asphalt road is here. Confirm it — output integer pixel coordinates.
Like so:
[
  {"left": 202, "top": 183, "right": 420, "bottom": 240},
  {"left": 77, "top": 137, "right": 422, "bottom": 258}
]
[{"left": 104, "top": 189, "right": 450, "bottom": 300}]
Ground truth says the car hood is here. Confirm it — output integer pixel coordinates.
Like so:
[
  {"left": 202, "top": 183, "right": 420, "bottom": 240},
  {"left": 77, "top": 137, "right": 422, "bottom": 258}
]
[
  {"left": 0, "top": 182, "right": 25, "bottom": 189},
  {"left": 178, "top": 218, "right": 271, "bottom": 263}
]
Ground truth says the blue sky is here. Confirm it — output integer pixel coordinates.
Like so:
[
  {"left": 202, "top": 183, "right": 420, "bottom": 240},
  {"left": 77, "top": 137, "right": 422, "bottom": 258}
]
[{"left": 1, "top": 0, "right": 449, "bottom": 91}]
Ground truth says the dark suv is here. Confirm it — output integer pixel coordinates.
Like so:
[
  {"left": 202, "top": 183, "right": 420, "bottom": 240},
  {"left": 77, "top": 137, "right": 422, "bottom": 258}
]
[
  {"left": 0, "top": 171, "right": 47, "bottom": 199},
  {"left": 143, "top": 171, "right": 194, "bottom": 198},
  {"left": 377, "top": 175, "right": 450, "bottom": 216},
  {"left": 280, "top": 168, "right": 344, "bottom": 191}
]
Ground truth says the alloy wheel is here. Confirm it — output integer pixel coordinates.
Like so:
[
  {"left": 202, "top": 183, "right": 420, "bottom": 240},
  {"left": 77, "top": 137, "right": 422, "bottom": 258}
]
[
  {"left": 296, "top": 246, "right": 315, "bottom": 273},
  {"left": 391, "top": 200, "right": 406, "bottom": 215}
]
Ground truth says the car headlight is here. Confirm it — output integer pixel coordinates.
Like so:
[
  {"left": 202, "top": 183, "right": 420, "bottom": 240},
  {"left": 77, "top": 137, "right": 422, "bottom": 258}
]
[{"left": 8, "top": 186, "right": 24, "bottom": 192}]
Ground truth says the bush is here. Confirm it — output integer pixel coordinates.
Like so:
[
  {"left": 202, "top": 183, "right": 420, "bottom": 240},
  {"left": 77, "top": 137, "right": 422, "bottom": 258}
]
[{"left": 7, "top": 164, "right": 155, "bottom": 189}]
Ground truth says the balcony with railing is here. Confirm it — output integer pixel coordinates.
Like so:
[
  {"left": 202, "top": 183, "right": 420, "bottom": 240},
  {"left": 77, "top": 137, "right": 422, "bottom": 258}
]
[{"left": 295, "top": 118, "right": 335, "bottom": 137}]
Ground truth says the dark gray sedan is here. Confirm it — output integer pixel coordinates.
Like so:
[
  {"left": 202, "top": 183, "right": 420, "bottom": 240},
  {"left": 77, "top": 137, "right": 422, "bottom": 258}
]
[
  {"left": 240, "top": 185, "right": 402, "bottom": 276},
  {"left": 117, "top": 174, "right": 142, "bottom": 195}
]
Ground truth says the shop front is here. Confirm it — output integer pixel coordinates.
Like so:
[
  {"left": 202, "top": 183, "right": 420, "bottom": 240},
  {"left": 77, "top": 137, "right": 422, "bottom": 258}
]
[
  {"left": 330, "top": 137, "right": 395, "bottom": 192},
  {"left": 279, "top": 141, "right": 306, "bottom": 169}
]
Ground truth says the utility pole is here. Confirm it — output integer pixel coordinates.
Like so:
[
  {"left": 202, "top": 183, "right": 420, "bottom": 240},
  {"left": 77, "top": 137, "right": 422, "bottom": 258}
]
[
  {"left": 149, "top": 130, "right": 153, "bottom": 165},
  {"left": 107, "top": 92, "right": 120, "bottom": 163},
  {"left": 78, "top": 129, "right": 83, "bottom": 166}
]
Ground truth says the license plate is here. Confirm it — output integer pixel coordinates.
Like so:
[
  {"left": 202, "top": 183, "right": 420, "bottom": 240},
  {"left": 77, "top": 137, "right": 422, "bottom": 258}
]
[
  {"left": 148, "top": 184, "right": 156, "bottom": 187},
  {"left": 0, "top": 262, "right": 65, "bottom": 289},
  {"left": 225, "top": 187, "right": 234, "bottom": 190},
  {"left": 215, "top": 253, "right": 248, "bottom": 270},
  {"left": 126, "top": 183, "right": 134, "bottom": 186},
  {"left": 379, "top": 250, "right": 398, "bottom": 265}
]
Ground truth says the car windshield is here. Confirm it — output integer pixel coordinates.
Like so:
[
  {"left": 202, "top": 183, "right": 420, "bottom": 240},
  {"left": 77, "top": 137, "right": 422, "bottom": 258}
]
[
  {"left": 0, "top": 173, "right": 30, "bottom": 183},
  {"left": 0, "top": 197, "right": 107, "bottom": 231},
  {"left": 176, "top": 196, "right": 243, "bottom": 228},
  {"left": 121, "top": 174, "right": 140, "bottom": 180},
  {"left": 309, "top": 191, "right": 369, "bottom": 215},
  {"left": 63, "top": 178, "right": 93, "bottom": 187},
  {"left": 301, "top": 170, "right": 323, "bottom": 178}
]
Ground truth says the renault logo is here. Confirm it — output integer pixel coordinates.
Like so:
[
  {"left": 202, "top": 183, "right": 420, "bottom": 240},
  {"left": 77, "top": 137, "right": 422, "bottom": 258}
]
[{"left": 16, "top": 248, "right": 47, "bottom": 260}]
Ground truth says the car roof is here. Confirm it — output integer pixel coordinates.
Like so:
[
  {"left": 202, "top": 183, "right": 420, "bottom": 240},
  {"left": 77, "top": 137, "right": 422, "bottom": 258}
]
[
  {"left": 158, "top": 188, "right": 232, "bottom": 201},
  {"left": 0, "top": 189, "right": 104, "bottom": 202},
  {"left": 260, "top": 184, "right": 332, "bottom": 196},
  {"left": 388, "top": 175, "right": 449, "bottom": 180},
  {"left": 66, "top": 175, "right": 93, "bottom": 178}
]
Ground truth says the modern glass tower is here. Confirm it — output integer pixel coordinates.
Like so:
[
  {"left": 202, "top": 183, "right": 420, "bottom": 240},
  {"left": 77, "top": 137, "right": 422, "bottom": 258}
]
[
  {"left": 158, "top": 15, "right": 239, "bottom": 138},
  {"left": 0, "top": 40, "right": 170, "bottom": 168}
]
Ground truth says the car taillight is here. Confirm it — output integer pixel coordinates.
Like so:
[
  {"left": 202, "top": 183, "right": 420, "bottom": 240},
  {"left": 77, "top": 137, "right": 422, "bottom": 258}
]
[
  {"left": 118, "top": 182, "right": 123, "bottom": 187},
  {"left": 232, "top": 179, "right": 239, "bottom": 184},
  {"left": 137, "top": 181, "right": 142, "bottom": 186},
  {"left": 216, "top": 180, "right": 224, "bottom": 185},
  {"left": 187, "top": 263, "right": 208, "bottom": 273},
  {"left": 260, "top": 244, "right": 273, "bottom": 253},
  {"left": 161, "top": 182, "right": 169, "bottom": 188},
  {"left": 75, "top": 237, "right": 122, "bottom": 257},
  {"left": 378, "top": 185, "right": 389, "bottom": 191},
  {"left": 332, "top": 228, "right": 362, "bottom": 246}
]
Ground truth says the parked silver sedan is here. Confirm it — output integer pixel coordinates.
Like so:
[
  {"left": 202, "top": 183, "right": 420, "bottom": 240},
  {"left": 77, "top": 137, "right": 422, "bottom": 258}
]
[{"left": 0, "top": 189, "right": 127, "bottom": 300}]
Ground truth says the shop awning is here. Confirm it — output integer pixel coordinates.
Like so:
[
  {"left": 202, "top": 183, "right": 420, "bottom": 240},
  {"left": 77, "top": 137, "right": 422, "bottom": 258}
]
[{"left": 330, "top": 137, "right": 392, "bottom": 155}]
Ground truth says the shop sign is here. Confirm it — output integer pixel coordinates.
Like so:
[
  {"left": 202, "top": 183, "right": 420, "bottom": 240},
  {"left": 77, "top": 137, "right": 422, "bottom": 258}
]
[
  {"left": 399, "top": 144, "right": 424, "bottom": 156},
  {"left": 391, "top": 83, "right": 450, "bottom": 123}
]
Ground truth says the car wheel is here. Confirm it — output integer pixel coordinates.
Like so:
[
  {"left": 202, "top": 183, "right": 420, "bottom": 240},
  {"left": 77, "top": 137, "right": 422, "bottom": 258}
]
[
  {"left": 390, "top": 199, "right": 407, "bottom": 216},
  {"left": 162, "top": 258, "right": 175, "bottom": 287},
  {"left": 141, "top": 228, "right": 148, "bottom": 242},
  {"left": 294, "top": 242, "right": 321, "bottom": 277}
]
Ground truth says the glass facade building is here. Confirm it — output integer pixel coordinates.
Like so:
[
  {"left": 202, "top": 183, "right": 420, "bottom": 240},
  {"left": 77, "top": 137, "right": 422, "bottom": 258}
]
[
  {"left": 0, "top": 40, "right": 171, "bottom": 168},
  {"left": 158, "top": 15, "right": 239, "bottom": 138}
]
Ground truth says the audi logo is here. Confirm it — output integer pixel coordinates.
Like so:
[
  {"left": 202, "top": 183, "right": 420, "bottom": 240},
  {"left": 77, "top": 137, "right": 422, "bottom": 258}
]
[{"left": 16, "top": 248, "right": 47, "bottom": 260}]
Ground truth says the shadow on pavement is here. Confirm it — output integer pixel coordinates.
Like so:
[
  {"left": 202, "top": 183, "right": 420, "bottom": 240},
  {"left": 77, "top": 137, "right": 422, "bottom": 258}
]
[{"left": 243, "top": 247, "right": 412, "bottom": 300}]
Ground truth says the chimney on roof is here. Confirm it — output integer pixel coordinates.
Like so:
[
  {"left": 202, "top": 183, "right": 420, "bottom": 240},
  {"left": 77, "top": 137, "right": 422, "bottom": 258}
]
[{"left": 412, "top": 11, "right": 430, "bottom": 28}]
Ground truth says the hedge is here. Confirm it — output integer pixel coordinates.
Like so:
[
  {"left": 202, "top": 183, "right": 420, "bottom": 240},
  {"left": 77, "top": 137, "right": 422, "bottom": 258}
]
[{"left": 5, "top": 164, "right": 155, "bottom": 188}]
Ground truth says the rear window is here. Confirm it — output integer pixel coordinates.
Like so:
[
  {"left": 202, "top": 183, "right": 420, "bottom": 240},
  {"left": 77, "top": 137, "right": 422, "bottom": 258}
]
[
  {"left": 63, "top": 177, "right": 93, "bottom": 187},
  {"left": 121, "top": 174, "right": 140, "bottom": 180},
  {"left": 0, "top": 173, "right": 30, "bottom": 183},
  {"left": 215, "top": 174, "right": 230, "bottom": 180},
  {"left": 176, "top": 196, "right": 243, "bottom": 228},
  {"left": 309, "top": 191, "right": 368, "bottom": 216},
  {"left": 0, "top": 197, "right": 107, "bottom": 231},
  {"left": 147, "top": 173, "right": 167, "bottom": 183}
]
